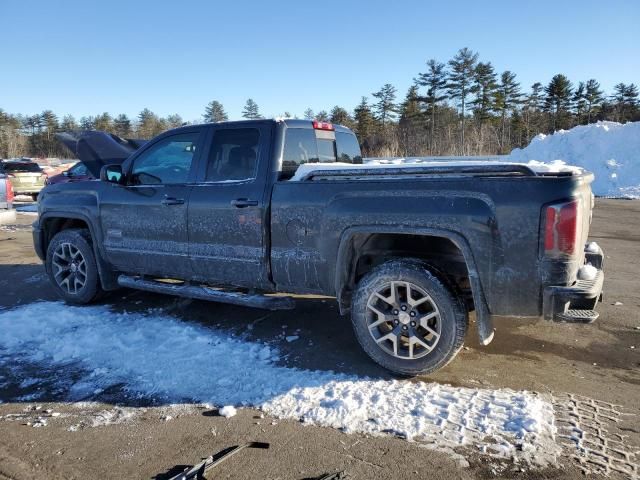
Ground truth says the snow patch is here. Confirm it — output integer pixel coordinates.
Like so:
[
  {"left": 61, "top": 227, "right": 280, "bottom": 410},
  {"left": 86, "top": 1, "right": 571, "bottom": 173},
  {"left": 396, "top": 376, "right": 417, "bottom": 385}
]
[
  {"left": 0, "top": 302, "right": 559, "bottom": 465},
  {"left": 577, "top": 264, "right": 598, "bottom": 281},
  {"left": 219, "top": 405, "right": 237, "bottom": 418},
  {"left": 510, "top": 121, "right": 640, "bottom": 198}
]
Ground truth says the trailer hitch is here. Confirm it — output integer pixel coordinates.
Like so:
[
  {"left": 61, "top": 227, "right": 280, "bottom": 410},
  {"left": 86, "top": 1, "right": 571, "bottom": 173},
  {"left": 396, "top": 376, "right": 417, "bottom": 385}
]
[{"left": 167, "top": 442, "right": 270, "bottom": 480}]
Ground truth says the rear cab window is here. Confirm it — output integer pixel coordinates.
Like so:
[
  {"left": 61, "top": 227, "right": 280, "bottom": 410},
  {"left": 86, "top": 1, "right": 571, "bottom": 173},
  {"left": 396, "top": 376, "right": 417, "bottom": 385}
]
[{"left": 280, "top": 123, "right": 362, "bottom": 179}]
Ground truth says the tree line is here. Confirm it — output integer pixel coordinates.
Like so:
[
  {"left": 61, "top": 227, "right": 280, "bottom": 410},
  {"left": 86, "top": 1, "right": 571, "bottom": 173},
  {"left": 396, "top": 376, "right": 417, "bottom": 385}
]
[{"left": 1, "top": 47, "right": 638, "bottom": 159}]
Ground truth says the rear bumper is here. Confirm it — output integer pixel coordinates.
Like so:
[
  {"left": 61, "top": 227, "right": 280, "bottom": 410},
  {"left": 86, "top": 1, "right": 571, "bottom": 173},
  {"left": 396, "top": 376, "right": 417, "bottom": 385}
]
[
  {"left": 13, "top": 184, "right": 44, "bottom": 195},
  {"left": 542, "top": 243, "right": 604, "bottom": 322}
]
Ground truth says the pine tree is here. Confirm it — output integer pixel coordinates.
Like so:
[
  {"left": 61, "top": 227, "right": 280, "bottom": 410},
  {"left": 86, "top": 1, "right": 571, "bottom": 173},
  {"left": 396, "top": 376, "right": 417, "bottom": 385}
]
[
  {"left": 204, "top": 100, "right": 228, "bottom": 123},
  {"left": 612, "top": 83, "right": 639, "bottom": 122},
  {"left": 303, "top": 108, "right": 315, "bottom": 120},
  {"left": 353, "top": 97, "right": 376, "bottom": 143},
  {"left": 544, "top": 74, "right": 573, "bottom": 131},
  {"left": 113, "top": 114, "right": 132, "bottom": 137},
  {"left": 493, "top": 71, "right": 522, "bottom": 151},
  {"left": 447, "top": 47, "right": 479, "bottom": 154},
  {"left": 522, "top": 83, "right": 544, "bottom": 143},
  {"left": 242, "top": 99, "right": 261, "bottom": 119},
  {"left": 60, "top": 115, "right": 78, "bottom": 131},
  {"left": 372, "top": 83, "right": 398, "bottom": 126},
  {"left": 166, "top": 114, "right": 184, "bottom": 129},
  {"left": 79, "top": 116, "right": 94, "bottom": 130},
  {"left": 572, "top": 82, "right": 587, "bottom": 124},
  {"left": 329, "top": 106, "right": 353, "bottom": 128},
  {"left": 415, "top": 59, "right": 447, "bottom": 153},
  {"left": 584, "top": 79, "right": 604, "bottom": 123},
  {"left": 470, "top": 62, "right": 497, "bottom": 120},
  {"left": 315, "top": 110, "right": 329, "bottom": 121},
  {"left": 93, "top": 112, "right": 113, "bottom": 132},
  {"left": 137, "top": 108, "right": 163, "bottom": 138},
  {"left": 398, "top": 85, "right": 424, "bottom": 155}
]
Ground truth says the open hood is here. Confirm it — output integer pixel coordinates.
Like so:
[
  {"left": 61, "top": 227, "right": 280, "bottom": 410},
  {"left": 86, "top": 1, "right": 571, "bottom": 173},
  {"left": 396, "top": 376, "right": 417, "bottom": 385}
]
[{"left": 55, "top": 131, "right": 147, "bottom": 178}]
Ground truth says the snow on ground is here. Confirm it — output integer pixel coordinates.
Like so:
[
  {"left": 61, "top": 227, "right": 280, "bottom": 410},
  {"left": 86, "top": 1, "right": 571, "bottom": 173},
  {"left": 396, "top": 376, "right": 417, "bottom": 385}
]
[
  {"left": 0, "top": 302, "right": 559, "bottom": 465},
  {"left": 510, "top": 121, "right": 640, "bottom": 198}
]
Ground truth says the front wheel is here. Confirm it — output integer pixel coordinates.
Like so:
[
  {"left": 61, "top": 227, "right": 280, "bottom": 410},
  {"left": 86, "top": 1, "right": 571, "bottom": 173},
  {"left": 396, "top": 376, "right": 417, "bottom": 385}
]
[
  {"left": 351, "top": 259, "right": 468, "bottom": 376},
  {"left": 46, "top": 228, "right": 103, "bottom": 304}
]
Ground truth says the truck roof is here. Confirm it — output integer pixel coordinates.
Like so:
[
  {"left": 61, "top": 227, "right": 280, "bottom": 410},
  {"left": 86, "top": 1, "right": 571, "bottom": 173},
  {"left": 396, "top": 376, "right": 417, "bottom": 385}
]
[{"left": 191, "top": 118, "right": 355, "bottom": 134}]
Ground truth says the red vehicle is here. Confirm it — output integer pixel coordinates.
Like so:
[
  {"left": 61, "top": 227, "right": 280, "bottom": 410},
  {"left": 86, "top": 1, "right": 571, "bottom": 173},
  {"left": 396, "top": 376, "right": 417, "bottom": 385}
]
[{"left": 46, "top": 162, "right": 94, "bottom": 185}]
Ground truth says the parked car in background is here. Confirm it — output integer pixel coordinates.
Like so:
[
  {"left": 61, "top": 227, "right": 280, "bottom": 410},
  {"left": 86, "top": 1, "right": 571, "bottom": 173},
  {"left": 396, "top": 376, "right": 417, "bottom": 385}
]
[
  {"left": 0, "top": 169, "right": 16, "bottom": 224},
  {"left": 0, "top": 159, "right": 47, "bottom": 200},
  {"left": 46, "top": 162, "right": 94, "bottom": 185}
]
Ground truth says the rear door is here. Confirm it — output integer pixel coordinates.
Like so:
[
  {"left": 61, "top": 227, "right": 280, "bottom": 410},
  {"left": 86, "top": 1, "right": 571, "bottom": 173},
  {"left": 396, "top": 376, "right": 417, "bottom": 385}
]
[
  {"left": 188, "top": 122, "right": 273, "bottom": 288},
  {"left": 99, "top": 128, "right": 204, "bottom": 278}
]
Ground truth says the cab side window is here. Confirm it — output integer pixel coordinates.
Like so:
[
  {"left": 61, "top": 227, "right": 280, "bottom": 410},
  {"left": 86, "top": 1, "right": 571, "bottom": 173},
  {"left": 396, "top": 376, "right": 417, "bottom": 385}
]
[
  {"left": 130, "top": 132, "right": 199, "bottom": 185},
  {"left": 281, "top": 128, "right": 319, "bottom": 178},
  {"left": 206, "top": 128, "right": 260, "bottom": 182}
]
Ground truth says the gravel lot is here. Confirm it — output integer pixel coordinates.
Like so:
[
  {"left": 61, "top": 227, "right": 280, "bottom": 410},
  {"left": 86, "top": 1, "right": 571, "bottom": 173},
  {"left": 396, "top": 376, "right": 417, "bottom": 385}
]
[{"left": 0, "top": 199, "right": 639, "bottom": 480}]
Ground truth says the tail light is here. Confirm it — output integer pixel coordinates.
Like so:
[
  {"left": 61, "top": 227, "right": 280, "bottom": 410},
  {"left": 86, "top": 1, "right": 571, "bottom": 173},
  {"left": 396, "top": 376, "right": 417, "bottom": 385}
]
[
  {"left": 5, "top": 179, "right": 14, "bottom": 203},
  {"left": 544, "top": 200, "right": 579, "bottom": 256},
  {"left": 313, "top": 121, "right": 335, "bottom": 131}
]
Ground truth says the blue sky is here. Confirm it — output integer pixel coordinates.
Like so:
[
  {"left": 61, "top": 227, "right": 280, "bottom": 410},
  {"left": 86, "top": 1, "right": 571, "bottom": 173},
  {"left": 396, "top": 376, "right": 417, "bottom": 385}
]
[{"left": 1, "top": 0, "right": 638, "bottom": 122}]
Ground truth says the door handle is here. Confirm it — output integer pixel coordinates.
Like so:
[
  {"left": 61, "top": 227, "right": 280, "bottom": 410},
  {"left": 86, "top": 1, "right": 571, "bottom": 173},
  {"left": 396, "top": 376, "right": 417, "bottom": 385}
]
[
  {"left": 161, "top": 196, "right": 185, "bottom": 206},
  {"left": 231, "top": 198, "right": 258, "bottom": 208}
]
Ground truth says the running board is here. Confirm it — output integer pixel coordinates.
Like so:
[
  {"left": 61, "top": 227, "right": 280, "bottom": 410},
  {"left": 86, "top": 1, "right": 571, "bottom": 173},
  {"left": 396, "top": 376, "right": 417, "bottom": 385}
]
[{"left": 117, "top": 275, "right": 295, "bottom": 310}]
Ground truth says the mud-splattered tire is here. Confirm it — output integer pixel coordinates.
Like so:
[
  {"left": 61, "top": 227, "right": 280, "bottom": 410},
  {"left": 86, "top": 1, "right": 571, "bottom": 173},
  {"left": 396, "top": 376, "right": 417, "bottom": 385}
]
[
  {"left": 46, "top": 228, "right": 103, "bottom": 304},
  {"left": 351, "top": 259, "right": 468, "bottom": 376}
]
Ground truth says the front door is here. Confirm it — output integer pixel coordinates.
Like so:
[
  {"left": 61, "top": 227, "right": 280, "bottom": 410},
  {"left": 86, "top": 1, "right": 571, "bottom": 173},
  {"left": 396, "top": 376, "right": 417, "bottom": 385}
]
[
  {"left": 188, "top": 123, "right": 272, "bottom": 288},
  {"left": 100, "top": 129, "right": 203, "bottom": 278}
]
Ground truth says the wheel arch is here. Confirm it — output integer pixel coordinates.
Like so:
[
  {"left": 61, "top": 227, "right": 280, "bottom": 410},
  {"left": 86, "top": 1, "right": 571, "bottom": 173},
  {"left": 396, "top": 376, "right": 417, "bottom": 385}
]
[
  {"left": 335, "top": 226, "right": 494, "bottom": 345},
  {"left": 40, "top": 212, "right": 119, "bottom": 290}
]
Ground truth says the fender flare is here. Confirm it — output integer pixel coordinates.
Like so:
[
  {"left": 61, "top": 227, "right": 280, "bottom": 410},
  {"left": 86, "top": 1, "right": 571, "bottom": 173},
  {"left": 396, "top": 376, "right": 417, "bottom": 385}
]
[{"left": 334, "top": 225, "right": 494, "bottom": 346}]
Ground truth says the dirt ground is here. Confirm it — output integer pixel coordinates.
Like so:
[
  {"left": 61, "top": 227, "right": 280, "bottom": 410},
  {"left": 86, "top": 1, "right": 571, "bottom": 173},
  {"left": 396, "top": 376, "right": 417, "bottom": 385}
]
[{"left": 0, "top": 199, "right": 639, "bottom": 480}]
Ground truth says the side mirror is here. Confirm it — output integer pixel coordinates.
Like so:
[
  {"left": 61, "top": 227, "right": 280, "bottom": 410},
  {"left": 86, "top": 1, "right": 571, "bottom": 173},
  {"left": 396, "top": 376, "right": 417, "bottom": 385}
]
[
  {"left": 100, "top": 164, "right": 124, "bottom": 184},
  {"left": 62, "top": 171, "right": 70, "bottom": 177}
]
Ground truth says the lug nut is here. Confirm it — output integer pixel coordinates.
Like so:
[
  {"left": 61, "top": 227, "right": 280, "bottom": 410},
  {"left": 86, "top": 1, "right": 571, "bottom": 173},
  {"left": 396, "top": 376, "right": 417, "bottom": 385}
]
[
  {"left": 401, "top": 305, "right": 407, "bottom": 311},
  {"left": 410, "top": 321, "right": 416, "bottom": 327},
  {"left": 394, "top": 319, "right": 399, "bottom": 325},
  {"left": 393, "top": 309, "right": 399, "bottom": 315},
  {"left": 410, "top": 311, "right": 416, "bottom": 317},
  {"left": 402, "top": 325, "right": 408, "bottom": 331}
]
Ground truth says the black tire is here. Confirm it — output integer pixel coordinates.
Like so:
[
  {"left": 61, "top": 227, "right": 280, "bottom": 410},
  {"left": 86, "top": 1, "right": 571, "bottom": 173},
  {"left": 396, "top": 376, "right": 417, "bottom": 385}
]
[
  {"left": 46, "top": 228, "right": 103, "bottom": 304},
  {"left": 351, "top": 259, "right": 468, "bottom": 376}
]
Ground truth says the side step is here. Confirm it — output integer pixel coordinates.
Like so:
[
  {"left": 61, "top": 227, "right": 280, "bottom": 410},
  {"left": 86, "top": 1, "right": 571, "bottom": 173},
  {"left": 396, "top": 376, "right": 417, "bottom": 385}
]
[
  {"left": 555, "top": 309, "right": 599, "bottom": 324},
  {"left": 117, "top": 275, "right": 295, "bottom": 311}
]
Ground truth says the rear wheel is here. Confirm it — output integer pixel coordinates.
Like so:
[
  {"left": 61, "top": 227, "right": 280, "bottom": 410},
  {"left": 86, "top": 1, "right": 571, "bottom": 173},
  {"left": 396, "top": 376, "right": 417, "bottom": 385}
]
[
  {"left": 351, "top": 259, "right": 467, "bottom": 376},
  {"left": 46, "top": 228, "right": 103, "bottom": 304}
]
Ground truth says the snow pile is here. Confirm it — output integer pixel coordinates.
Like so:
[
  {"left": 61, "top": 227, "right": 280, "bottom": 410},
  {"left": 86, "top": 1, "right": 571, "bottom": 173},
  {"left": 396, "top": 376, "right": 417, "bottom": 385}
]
[
  {"left": 510, "top": 121, "right": 640, "bottom": 198},
  {"left": 0, "top": 302, "right": 558, "bottom": 465}
]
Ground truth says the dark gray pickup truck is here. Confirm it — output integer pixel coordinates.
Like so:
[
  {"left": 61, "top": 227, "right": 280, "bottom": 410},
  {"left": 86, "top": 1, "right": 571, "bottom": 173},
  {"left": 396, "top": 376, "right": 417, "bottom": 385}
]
[{"left": 33, "top": 119, "right": 604, "bottom": 375}]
